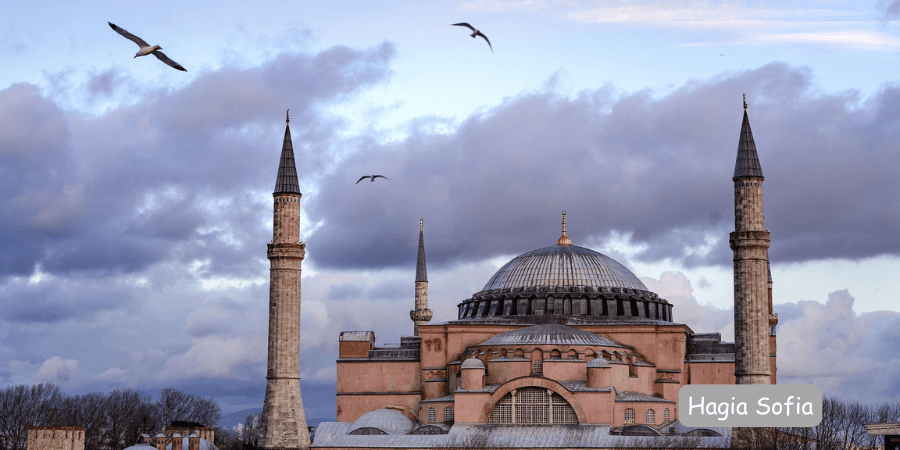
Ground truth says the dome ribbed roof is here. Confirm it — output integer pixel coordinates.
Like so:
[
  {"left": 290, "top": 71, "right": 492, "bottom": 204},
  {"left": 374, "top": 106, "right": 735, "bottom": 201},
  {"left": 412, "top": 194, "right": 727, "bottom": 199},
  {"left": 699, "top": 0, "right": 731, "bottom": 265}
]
[
  {"left": 480, "top": 245, "right": 647, "bottom": 293},
  {"left": 478, "top": 324, "right": 627, "bottom": 348}
]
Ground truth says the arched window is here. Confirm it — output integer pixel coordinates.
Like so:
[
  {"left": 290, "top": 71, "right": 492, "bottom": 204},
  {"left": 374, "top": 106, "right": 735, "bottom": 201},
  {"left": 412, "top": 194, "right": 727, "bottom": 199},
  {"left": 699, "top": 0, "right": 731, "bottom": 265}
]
[
  {"left": 444, "top": 407, "right": 454, "bottom": 423},
  {"left": 580, "top": 298, "right": 588, "bottom": 315},
  {"left": 625, "top": 408, "right": 635, "bottom": 424},
  {"left": 645, "top": 409, "right": 655, "bottom": 424},
  {"left": 663, "top": 408, "right": 670, "bottom": 423},
  {"left": 428, "top": 407, "right": 436, "bottom": 424},
  {"left": 488, "top": 387, "right": 577, "bottom": 424}
]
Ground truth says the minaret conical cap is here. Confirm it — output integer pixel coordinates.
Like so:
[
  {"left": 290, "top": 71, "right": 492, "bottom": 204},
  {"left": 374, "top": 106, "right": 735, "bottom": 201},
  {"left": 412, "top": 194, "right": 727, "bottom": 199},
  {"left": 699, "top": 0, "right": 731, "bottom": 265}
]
[
  {"left": 274, "top": 110, "right": 301, "bottom": 194},
  {"left": 416, "top": 218, "right": 427, "bottom": 282},
  {"left": 734, "top": 95, "right": 764, "bottom": 179}
]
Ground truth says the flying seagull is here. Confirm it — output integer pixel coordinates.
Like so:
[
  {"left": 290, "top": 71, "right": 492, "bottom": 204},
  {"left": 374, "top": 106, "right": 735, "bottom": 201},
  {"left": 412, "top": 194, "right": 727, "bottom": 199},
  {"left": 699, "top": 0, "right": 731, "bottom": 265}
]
[
  {"left": 108, "top": 22, "right": 187, "bottom": 71},
  {"left": 356, "top": 175, "right": 389, "bottom": 184},
  {"left": 451, "top": 23, "right": 492, "bottom": 53}
]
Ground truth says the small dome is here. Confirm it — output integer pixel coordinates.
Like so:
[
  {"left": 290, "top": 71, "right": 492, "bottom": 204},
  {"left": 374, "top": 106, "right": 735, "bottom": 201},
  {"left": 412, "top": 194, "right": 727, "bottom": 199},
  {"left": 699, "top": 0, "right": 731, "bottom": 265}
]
[
  {"left": 478, "top": 324, "right": 627, "bottom": 348},
  {"left": 587, "top": 358, "right": 611, "bottom": 368},
  {"left": 461, "top": 357, "right": 485, "bottom": 370},
  {"left": 348, "top": 409, "right": 414, "bottom": 435}
]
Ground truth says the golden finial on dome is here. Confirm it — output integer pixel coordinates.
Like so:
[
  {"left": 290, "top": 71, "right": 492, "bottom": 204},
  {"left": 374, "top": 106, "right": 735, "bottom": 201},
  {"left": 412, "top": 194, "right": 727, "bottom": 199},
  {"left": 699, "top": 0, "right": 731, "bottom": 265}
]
[
  {"left": 286, "top": 109, "right": 290, "bottom": 124},
  {"left": 557, "top": 210, "right": 572, "bottom": 247}
]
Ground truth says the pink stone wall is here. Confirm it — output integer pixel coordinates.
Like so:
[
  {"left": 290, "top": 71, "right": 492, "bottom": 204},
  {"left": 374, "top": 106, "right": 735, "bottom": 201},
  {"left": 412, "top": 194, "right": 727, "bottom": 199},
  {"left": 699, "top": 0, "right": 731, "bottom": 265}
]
[
  {"left": 336, "top": 394, "right": 421, "bottom": 422},
  {"left": 337, "top": 361, "right": 420, "bottom": 393},
  {"left": 542, "top": 359, "right": 584, "bottom": 382},
  {"left": 27, "top": 427, "right": 84, "bottom": 450}
]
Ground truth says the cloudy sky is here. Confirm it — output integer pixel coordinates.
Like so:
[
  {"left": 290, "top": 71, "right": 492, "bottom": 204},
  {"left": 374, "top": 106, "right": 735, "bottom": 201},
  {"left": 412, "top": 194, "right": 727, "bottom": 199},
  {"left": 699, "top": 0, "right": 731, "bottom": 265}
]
[{"left": 1, "top": 0, "right": 899, "bottom": 425}]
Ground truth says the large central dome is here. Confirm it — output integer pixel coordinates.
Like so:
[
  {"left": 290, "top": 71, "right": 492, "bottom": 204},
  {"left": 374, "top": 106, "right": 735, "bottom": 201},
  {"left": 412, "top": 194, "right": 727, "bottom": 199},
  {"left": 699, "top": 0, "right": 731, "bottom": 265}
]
[
  {"left": 456, "top": 226, "right": 673, "bottom": 324},
  {"left": 480, "top": 245, "right": 648, "bottom": 292}
]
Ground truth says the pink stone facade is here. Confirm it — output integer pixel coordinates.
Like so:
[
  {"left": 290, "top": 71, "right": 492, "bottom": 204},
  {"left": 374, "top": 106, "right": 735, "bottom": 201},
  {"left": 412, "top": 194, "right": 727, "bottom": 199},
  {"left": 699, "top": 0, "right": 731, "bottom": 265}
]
[{"left": 336, "top": 322, "right": 738, "bottom": 429}]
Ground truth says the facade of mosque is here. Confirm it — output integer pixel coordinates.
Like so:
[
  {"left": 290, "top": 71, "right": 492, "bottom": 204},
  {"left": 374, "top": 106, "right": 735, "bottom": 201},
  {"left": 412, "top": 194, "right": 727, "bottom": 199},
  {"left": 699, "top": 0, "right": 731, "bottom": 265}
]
[{"left": 259, "top": 102, "right": 777, "bottom": 449}]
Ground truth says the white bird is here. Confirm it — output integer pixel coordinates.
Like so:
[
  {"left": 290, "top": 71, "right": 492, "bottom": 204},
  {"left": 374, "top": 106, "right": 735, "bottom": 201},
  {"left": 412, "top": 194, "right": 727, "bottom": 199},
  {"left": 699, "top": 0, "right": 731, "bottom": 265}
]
[
  {"left": 108, "top": 22, "right": 187, "bottom": 71},
  {"left": 451, "top": 23, "right": 492, "bottom": 53},
  {"left": 356, "top": 175, "right": 389, "bottom": 184}
]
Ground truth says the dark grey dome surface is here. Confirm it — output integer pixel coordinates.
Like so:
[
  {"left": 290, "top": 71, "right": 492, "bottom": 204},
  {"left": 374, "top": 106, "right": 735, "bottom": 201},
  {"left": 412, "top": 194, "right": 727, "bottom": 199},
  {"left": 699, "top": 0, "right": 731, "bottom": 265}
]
[
  {"left": 480, "top": 245, "right": 647, "bottom": 293},
  {"left": 478, "top": 324, "right": 627, "bottom": 348}
]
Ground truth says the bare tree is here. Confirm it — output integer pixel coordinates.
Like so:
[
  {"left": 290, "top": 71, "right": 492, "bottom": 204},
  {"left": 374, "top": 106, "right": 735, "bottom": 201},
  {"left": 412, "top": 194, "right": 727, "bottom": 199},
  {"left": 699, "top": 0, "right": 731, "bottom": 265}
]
[
  {"left": 0, "top": 383, "right": 61, "bottom": 450},
  {"left": 156, "top": 388, "right": 221, "bottom": 427},
  {"left": 48, "top": 392, "right": 107, "bottom": 450}
]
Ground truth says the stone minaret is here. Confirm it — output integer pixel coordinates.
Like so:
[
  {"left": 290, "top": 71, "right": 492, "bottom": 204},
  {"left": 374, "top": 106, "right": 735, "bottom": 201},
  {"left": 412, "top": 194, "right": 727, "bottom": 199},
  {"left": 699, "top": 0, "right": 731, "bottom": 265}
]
[
  {"left": 259, "top": 111, "right": 311, "bottom": 449},
  {"left": 410, "top": 218, "right": 432, "bottom": 336},
  {"left": 730, "top": 96, "right": 772, "bottom": 385}
]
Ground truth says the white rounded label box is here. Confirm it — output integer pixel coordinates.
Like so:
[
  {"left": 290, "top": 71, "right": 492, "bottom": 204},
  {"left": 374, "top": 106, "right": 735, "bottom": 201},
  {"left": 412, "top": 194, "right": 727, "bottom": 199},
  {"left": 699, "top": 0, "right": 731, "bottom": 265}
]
[{"left": 678, "top": 385, "right": 822, "bottom": 427}]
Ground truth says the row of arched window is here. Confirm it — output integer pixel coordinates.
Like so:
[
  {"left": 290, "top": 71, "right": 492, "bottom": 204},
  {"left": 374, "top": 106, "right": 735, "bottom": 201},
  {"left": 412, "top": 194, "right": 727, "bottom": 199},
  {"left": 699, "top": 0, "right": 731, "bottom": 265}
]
[
  {"left": 459, "top": 295, "right": 672, "bottom": 321},
  {"left": 624, "top": 408, "right": 670, "bottom": 425},
  {"left": 426, "top": 406, "right": 454, "bottom": 424}
]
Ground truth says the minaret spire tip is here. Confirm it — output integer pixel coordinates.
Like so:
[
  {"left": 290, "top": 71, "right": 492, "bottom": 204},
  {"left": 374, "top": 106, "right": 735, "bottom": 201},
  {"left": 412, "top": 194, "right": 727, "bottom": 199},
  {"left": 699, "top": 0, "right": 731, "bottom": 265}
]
[
  {"left": 420, "top": 218, "right": 423, "bottom": 232},
  {"left": 286, "top": 109, "right": 290, "bottom": 124},
  {"left": 557, "top": 210, "right": 572, "bottom": 246},
  {"left": 743, "top": 94, "right": 747, "bottom": 112}
]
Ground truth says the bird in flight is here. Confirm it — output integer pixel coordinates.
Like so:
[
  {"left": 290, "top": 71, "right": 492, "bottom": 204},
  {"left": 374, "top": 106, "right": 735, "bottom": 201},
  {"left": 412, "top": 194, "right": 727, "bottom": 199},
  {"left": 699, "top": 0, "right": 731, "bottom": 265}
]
[
  {"left": 451, "top": 23, "right": 492, "bottom": 53},
  {"left": 108, "top": 22, "right": 187, "bottom": 71},
  {"left": 356, "top": 175, "right": 389, "bottom": 184}
]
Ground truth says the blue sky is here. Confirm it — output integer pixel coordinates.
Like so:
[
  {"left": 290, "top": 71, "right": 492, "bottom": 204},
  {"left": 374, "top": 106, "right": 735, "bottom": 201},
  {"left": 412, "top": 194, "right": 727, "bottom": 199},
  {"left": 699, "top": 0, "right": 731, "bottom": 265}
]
[{"left": 1, "top": 0, "right": 899, "bottom": 424}]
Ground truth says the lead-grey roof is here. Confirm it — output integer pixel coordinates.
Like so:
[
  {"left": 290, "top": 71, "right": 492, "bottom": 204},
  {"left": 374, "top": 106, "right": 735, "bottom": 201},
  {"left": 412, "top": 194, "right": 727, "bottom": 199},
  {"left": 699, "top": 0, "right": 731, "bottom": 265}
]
[
  {"left": 479, "top": 245, "right": 647, "bottom": 293},
  {"left": 311, "top": 423, "right": 731, "bottom": 448},
  {"left": 274, "top": 122, "right": 301, "bottom": 194},
  {"left": 615, "top": 391, "right": 675, "bottom": 403},
  {"left": 478, "top": 324, "right": 628, "bottom": 348},
  {"left": 733, "top": 110, "right": 764, "bottom": 178}
]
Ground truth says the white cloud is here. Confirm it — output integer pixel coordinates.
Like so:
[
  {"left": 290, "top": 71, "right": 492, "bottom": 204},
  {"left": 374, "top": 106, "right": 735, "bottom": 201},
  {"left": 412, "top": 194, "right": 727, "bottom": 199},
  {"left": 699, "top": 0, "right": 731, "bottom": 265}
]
[
  {"left": 34, "top": 356, "right": 78, "bottom": 382},
  {"left": 95, "top": 367, "right": 128, "bottom": 382},
  {"left": 157, "top": 333, "right": 266, "bottom": 381}
]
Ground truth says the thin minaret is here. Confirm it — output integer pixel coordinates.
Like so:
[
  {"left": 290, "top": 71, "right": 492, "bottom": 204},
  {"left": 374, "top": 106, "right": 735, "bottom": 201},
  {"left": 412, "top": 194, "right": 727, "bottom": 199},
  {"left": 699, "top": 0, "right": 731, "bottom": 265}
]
[
  {"left": 410, "top": 218, "right": 432, "bottom": 336},
  {"left": 730, "top": 95, "right": 772, "bottom": 385},
  {"left": 259, "top": 110, "right": 311, "bottom": 449}
]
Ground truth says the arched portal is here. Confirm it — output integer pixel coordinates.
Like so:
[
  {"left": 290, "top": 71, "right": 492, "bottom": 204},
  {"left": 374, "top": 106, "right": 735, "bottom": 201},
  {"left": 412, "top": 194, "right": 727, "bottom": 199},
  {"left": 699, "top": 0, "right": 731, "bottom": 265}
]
[{"left": 487, "top": 387, "right": 578, "bottom": 425}]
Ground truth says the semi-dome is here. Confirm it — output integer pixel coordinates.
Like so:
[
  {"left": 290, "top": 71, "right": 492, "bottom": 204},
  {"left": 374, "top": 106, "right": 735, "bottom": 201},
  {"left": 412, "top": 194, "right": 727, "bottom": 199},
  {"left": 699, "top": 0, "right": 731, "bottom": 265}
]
[
  {"left": 456, "top": 228, "right": 673, "bottom": 324},
  {"left": 478, "top": 324, "right": 627, "bottom": 348},
  {"left": 347, "top": 409, "right": 414, "bottom": 436}
]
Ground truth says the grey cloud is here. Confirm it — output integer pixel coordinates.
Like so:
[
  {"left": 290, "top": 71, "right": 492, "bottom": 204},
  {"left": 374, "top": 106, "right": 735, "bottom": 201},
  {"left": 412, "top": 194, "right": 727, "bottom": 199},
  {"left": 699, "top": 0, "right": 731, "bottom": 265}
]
[
  {"left": 306, "top": 63, "right": 900, "bottom": 271},
  {"left": 0, "top": 42, "right": 395, "bottom": 280},
  {"left": 880, "top": 0, "right": 900, "bottom": 18},
  {"left": 325, "top": 283, "right": 364, "bottom": 301}
]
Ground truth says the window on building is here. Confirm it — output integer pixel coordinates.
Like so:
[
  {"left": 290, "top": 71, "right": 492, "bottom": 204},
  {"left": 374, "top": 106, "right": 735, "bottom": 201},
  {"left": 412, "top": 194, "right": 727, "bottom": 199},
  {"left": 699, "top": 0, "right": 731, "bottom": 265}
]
[
  {"left": 428, "top": 407, "right": 436, "bottom": 424},
  {"left": 444, "top": 407, "right": 454, "bottom": 423},
  {"left": 488, "top": 387, "right": 578, "bottom": 425},
  {"left": 646, "top": 409, "right": 655, "bottom": 424},
  {"left": 663, "top": 408, "right": 670, "bottom": 423},
  {"left": 625, "top": 408, "right": 635, "bottom": 424},
  {"left": 580, "top": 299, "right": 588, "bottom": 315}
]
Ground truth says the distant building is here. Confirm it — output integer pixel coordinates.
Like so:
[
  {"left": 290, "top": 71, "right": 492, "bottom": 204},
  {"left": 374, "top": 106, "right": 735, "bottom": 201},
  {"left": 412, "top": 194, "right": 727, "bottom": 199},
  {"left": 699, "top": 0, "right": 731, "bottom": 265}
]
[
  {"left": 27, "top": 426, "right": 84, "bottom": 450},
  {"left": 123, "top": 429, "right": 217, "bottom": 450}
]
